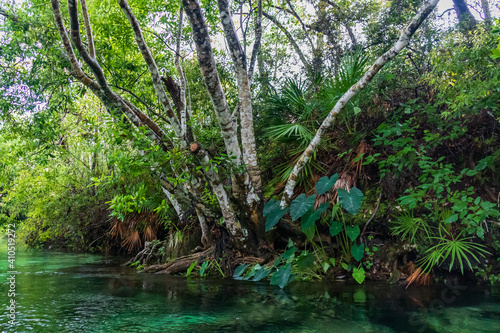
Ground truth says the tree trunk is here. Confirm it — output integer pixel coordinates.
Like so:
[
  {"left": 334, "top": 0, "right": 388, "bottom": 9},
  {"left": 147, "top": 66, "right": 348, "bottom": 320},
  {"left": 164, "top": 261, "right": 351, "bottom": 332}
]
[{"left": 451, "top": 0, "right": 477, "bottom": 30}]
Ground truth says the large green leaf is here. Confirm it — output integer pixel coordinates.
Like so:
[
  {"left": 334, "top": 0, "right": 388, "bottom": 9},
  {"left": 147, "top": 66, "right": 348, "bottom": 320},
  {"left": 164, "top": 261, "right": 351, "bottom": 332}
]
[
  {"left": 282, "top": 246, "right": 297, "bottom": 261},
  {"left": 346, "top": 225, "right": 360, "bottom": 241},
  {"left": 233, "top": 264, "right": 249, "bottom": 278},
  {"left": 263, "top": 199, "right": 280, "bottom": 217},
  {"left": 296, "top": 252, "right": 315, "bottom": 270},
  {"left": 270, "top": 264, "right": 294, "bottom": 289},
  {"left": 315, "top": 174, "right": 338, "bottom": 195},
  {"left": 351, "top": 243, "right": 365, "bottom": 261},
  {"left": 352, "top": 267, "right": 365, "bottom": 284},
  {"left": 303, "top": 224, "right": 315, "bottom": 241},
  {"left": 338, "top": 187, "right": 364, "bottom": 215},
  {"left": 290, "top": 194, "right": 316, "bottom": 221},
  {"left": 330, "top": 221, "right": 343, "bottom": 237},
  {"left": 265, "top": 206, "right": 289, "bottom": 232},
  {"left": 199, "top": 261, "right": 209, "bottom": 277},
  {"left": 252, "top": 266, "right": 271, "bottom": 281},
  {"left": 301, "top": 203, "right": 329, "bottom": 232}
]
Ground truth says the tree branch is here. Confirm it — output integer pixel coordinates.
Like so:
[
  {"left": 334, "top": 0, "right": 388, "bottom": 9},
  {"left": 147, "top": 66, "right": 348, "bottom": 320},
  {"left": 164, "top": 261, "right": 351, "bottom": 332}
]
[
  {"left": 248, "top": 0, "right": 262, "bottom": 83},
  {"left": 182, "top": 0, "right": 241, "bottom": 163},
  {"left": 117, "top": 0, "right": 185, "bottom": 143},
  {"left": 285, "top": 0, "right": 315, "bottom": 50},
  {"left": 263, "top": 11, "right": 312, "bottom": 75},
  {"left": 218, "top": 0, "right": 262, "bottom": 196},
  {"left": 79, "top": 0, "right": 95, "bottom": 58}
]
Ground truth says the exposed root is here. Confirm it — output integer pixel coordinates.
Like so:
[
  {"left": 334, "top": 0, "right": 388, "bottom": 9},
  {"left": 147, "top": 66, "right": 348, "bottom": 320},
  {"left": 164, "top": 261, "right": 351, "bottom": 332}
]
[
  {"left": 123, "top": 240, "right": 159, "bottom": 266},
  {"left": 144, "top": 246, "right": 214, "bottom": 274}
]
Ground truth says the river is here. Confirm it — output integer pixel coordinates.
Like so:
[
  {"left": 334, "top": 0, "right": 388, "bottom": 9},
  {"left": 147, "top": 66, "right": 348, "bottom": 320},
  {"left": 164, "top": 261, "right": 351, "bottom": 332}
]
[{"left": 1, "top": 237, "right": 500, "bottom": 332}]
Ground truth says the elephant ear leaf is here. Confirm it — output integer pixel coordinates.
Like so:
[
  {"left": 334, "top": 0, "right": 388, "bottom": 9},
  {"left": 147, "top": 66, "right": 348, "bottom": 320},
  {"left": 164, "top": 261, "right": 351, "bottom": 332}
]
[
  {"left": 329, "top": 221, "right": 343, "bottom": 237},
  {"left": 351, "top": 243, "right": 365, "bottom": 262},
  {"left": 265, "top": 206, "right": 289, "bottom": 232},
  {"left": 346, "top": 225, "right": 360, "bottom": 241},
  {"left": 338, "top": 187, "right": 364, "bottom": 215},
  {"left": 290, "top": 194, "right": 316, "bottom": 221},
  {"left": 270, "top": 264, "right": 294, "bottom": 289},
  {"left": 263, "top": 199, "right": 280, "bottom": 217},
  {"left": 315, "top": 174, "right": 338, "bottom": 195}
]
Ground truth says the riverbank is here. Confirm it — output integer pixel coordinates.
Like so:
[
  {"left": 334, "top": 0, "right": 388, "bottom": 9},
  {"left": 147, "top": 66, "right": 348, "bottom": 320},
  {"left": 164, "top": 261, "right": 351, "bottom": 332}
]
[{"left": 1, "top": 238, "right": 500, "bottom": 332}]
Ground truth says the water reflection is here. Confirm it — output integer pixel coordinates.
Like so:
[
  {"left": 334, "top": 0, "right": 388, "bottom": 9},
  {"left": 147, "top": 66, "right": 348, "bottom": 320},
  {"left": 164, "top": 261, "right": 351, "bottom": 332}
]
[{"left": 1, "top": 238, "right": 499, "bottom": 332}]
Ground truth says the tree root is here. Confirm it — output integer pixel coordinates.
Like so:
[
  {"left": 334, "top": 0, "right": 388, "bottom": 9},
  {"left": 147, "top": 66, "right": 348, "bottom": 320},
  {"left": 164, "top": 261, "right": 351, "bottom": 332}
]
[
  {"left": 144, "top": 246, "right": 214, "bottom": 274},
  {"left": 123, "top": 241, "right": 159, "bottom": 266}
]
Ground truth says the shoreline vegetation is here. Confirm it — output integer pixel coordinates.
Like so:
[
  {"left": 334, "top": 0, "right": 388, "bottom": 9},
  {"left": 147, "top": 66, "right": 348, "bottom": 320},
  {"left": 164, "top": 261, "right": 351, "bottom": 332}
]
[{"left": 1, "top": 0, "right": 500, "bottom": 289}]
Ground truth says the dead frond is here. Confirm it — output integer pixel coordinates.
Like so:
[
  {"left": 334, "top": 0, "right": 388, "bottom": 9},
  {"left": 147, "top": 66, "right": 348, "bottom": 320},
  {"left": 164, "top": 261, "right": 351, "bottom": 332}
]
[
  {"left": 143, "top": 225, "right": 157, "bottom": 242},
  {"left": 404, "top": 267, "right": 431, "bottom": 288},
  {"left": 109, "top": 219, "right": 126, "bottom": 239},
  {"left": 122, "top": 230, "right": 142, "bottom": 253}
]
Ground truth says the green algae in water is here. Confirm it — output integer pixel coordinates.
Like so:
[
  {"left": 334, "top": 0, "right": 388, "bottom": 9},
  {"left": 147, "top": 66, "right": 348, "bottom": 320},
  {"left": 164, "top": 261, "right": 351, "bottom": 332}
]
[{"left": 1, "top": 238, "right": 500, "bottom": 332}]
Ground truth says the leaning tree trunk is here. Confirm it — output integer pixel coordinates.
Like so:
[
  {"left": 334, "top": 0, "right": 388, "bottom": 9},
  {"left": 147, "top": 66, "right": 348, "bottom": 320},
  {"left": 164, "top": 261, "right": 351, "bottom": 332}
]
[{"left": 281, "top": 0, "right": 441, "bottom": 206}]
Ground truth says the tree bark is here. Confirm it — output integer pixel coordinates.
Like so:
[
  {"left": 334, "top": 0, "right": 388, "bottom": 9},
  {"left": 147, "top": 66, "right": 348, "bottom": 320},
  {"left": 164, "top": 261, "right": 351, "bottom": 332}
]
[
  {"left": 79, "top": 0, "right": 95, "bottom": 58},
  {"left": 281, "top": 0, "right": 441, "bottom": 206},
  {"left": 182, "top": 0, "right": 242, "bottom": 165},
  {"left": 248, "top": 0, "right": 262, "bottom": 84},
  {"left": 118, "top": 0, "right": 185, "bottom": 144}
]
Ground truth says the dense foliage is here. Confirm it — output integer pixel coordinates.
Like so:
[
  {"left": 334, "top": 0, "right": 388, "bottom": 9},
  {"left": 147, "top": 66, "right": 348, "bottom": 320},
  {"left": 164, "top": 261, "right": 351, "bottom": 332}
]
[{"left": 1, "top": 0, "right": 499, "bottom": 286}]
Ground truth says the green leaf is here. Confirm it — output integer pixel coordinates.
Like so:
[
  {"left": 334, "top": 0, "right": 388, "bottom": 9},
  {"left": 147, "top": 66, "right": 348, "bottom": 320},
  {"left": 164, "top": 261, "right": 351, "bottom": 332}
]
[
  {"left": 252, "top": 266, "right": 271, "bottom": 281},
  {"left": 297, "top": 252, "right": 316, "bottom": 270},
  {"left": 233, "top": 264, "right": 249, "bottom": 278},
  {"left": 338, "top": 187, "right": 364, "bottom": 215},
  {"left": 322, "top": 262, "right": 330, "bottom": 272},
  {"left": 346, "top": 225, "right": 360, "bottom": 241},
  {"left": 290, "top": 194, "right": 316, "bottom": 220},
  {"left": 270, "top": 264, "right": 294, "bottom": 289},
  {"left": 263, "top": 199, "right": 280, "bottom": 216},
  {"left": 265, "top": 206, "right": 289, "bottom": 232},
  {"left": 353, "top": 106, "right": 362, "bottom": 115},
  {"left": 303, "top": 224, "right": 315, "bottom": 241},
  {"left": 186, "top": 259, "right": 198, "bottom": 277},
  {"left": 329, "top": 221, "right": 343, "bottom": 237},
  {"left": 200, "top": 261, "right": 209, "bottom": 277},
  {"left": 315, "top": 174, "right": 338, "bottom": 195},
  {"left": 329, "top": 258, "right": 336, "bottom": 267},
  {"left": 445, "top": 214, "right": 458, "bottom": 224},
  {"left": 282, "top": 246, "right": 297, "bottom": 261},
  {"left": 352, "top": 267, "right": 365, "bottom": 284},
  {"left": 351, "top": 243, "right": 365, "bottom": 262},
  {"left": 301, "top": 203, "right": 329, "bottom": 232}
]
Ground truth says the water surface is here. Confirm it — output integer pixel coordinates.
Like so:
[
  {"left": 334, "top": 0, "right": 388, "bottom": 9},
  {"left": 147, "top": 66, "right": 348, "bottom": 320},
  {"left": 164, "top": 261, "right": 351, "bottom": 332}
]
[{"left": 1, "top": 238, "right": 500, "bottom": 332}]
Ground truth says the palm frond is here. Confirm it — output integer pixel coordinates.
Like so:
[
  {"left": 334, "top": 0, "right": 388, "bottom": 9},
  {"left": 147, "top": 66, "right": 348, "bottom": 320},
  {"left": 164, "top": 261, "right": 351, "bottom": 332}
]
[
  {"left": 122, "top": 230, "right": 142, "bottom": 253},
  {"left": 266, "top": 123, "right": 314, "bottom": 147}
]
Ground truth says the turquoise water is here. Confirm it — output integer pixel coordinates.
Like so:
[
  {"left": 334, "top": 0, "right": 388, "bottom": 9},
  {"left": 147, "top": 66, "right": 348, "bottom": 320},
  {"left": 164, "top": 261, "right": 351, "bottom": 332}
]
[{"left": 1, "top": 238, "right": 500, "bottom": 332}]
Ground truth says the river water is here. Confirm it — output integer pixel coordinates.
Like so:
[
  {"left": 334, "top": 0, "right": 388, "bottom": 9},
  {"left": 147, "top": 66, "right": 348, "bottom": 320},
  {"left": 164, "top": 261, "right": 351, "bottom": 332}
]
[{"left": 1, "top": 238, "right": 500, "bottom": 332}]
